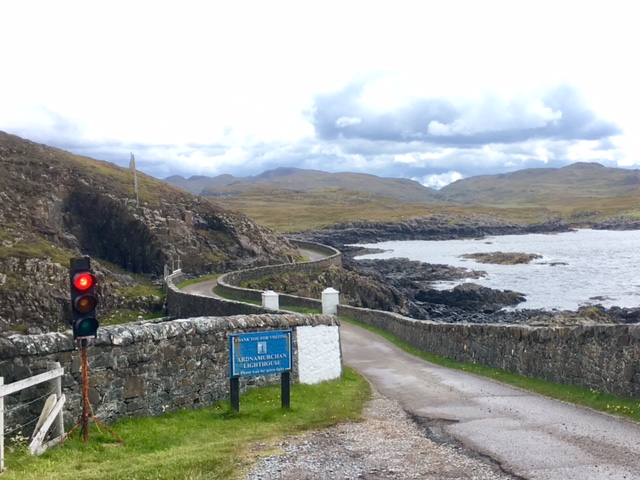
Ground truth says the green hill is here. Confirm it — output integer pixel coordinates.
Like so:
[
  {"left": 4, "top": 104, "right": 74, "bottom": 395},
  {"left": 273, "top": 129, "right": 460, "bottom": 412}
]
[
  {"left": 0, "top": 132, "right": 299, "bottom": 334},
  {"left": 166, "top": 167, "right": 439, "bottom": 203},
  {"left": 166, "top": 163, "right": 640, "bottom": 231},
  {"left": 437, "top": 163, "right": 640, "bottom": 207}
]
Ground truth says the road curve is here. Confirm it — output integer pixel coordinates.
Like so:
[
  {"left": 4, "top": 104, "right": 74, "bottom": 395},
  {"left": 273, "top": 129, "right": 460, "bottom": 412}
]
[
  {"left": 177, "top": 250, "right": 640, "bottom": 478},
  {"left": 341, "top": 322, "right": 640, "bottom": 480},
  {"left": 180, "top": 249, "right": 325, "bottom": 297}
]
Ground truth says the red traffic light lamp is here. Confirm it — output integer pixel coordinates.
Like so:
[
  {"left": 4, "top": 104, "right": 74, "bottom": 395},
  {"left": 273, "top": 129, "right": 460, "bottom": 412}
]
[
  {"left": 69, "top": 257, "right": 99, "bottom": 339},
  {"left": 73, "top": 272, "right": 94, "bottom": 291}
]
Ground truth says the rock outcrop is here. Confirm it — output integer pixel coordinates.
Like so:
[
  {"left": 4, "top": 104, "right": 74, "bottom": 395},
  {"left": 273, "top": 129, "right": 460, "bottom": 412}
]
[{"left": 0, "top": 132, "right": 299, "bottom": 334}]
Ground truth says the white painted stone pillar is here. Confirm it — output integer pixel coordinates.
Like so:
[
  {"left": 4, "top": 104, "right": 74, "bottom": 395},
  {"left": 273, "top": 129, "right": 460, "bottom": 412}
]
[
  {"left": 262, "top": 290, "right": 279, "bottom": 310},
  {"left": 322, "top": 287, "right": 339, "bottom": 315}
]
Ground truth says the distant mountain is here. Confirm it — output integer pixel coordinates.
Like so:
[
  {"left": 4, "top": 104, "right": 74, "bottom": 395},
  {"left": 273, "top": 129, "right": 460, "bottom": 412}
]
[
  {"left": 165, "top": 167, "right": 439, "bottom": 203},
  {"left": 164, "top": 174, "right": 236, "bottom": 194},
  {"left": 436, "top": 163, "right": 640, "bottom": 206},
  {"left": 166, "top": 163, "right": 640, "bottom": 209},
  {"left": 165, "top": 163, "right": 640, "bottom": 231}
]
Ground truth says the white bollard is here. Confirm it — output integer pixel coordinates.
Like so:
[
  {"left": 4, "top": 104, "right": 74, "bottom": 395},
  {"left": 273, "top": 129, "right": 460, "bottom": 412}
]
[
  {"left": 262, "top": 290, "right": 279, "bottom": 310},
  {"left": 322, "top": 287, "right": 339, "bottom": 315}
]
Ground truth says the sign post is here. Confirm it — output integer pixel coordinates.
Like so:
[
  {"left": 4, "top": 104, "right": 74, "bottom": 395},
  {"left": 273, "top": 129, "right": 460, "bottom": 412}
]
[{"left": 229, "top": 330, "right": 293, "bottom": 411}]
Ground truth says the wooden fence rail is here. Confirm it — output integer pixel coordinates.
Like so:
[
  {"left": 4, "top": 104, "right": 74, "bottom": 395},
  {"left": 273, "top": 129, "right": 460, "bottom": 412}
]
[{"left": 0, "top": 362, "right": 64, "bottom": 474}]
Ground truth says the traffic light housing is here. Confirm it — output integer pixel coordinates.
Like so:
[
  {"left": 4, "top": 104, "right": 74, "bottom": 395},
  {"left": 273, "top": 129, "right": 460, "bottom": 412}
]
[{"left": 69, "top": 257, "right": 99, "bottom": 339}]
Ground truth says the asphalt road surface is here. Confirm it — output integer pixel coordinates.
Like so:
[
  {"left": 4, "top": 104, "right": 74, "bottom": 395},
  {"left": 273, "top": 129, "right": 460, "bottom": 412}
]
[
  {"left": 341, "top": 322, "right": 640, "bottom": 480},
  {"left": 181, "top": 249, "right": 325, "bottom": 297}
]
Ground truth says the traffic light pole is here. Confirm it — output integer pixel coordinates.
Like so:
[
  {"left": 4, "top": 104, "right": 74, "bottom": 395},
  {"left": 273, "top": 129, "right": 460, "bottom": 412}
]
[
  {"left": 59, "top": 339, "right": 125, "bottom": 446},
  {"left": 80, "top": 339, "right": 90, "bottom": 442}
]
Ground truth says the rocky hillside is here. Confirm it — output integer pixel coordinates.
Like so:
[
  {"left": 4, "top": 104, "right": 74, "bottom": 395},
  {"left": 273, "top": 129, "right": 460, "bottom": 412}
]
[{"left": 0, "top": 132, "right": 300, "bottom": 335}]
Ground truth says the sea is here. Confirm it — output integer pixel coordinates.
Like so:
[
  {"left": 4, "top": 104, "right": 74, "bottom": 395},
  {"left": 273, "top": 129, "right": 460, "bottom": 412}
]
[{"left": 353, "top": 229, "right": 640, "bottom": 311}]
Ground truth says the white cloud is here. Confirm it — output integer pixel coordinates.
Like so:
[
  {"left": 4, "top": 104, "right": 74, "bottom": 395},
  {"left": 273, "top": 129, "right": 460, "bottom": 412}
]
[
  {"left": 335, "top": 117, "right": 362, "bottom": 128},
  {"left": 393, "top": 153, "right": 418, "bottom": 164},
  {"left": 0, "top": 0, "right": 638, "bottom": 182},
  {"left": 427, "top": 120, "right": 470, "bottom": 137},
  {"left": 426, "top": 92, "right": 563, "bottom": 138},
  {"left": 566, "top": 141, "right": 617, "bottom": 163},
  {"left": 417, "top": 172, "right": 464, "bottom": 189},
  {"left": 535, "top": 147, "right": 552, "bottom": 164}
]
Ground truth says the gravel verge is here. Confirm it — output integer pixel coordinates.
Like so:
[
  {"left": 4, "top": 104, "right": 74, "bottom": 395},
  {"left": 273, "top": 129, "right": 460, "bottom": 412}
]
[{"left": 245, "top": 388, "right": 516, "bottom": 479}]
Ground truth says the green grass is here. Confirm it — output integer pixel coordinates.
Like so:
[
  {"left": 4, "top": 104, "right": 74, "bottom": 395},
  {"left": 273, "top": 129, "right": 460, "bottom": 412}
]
[
  {"left": 177, "top": 273, "right": 221, "bottom": 290},
  {"left": 0, "top": 237, "right": 75, "bottom": 265},
  {"left": 212, "top": 286, "right": 261, "bottom": 305},
  {"left": 2, "top": 368, "right": 370, "bottom": 480},
  {"left": 209, "top": 285, "right": 321, "bottom": 314},
  {"left": 279, "top": 305, "right": 322, "bottom": 314},
  {"left": 100, "top": 278, "right": 166, "bottom": 326},
  {"left": 342, "top": 318, "right": 640, "bottom": 422},
  {"left": 208, "top": 187, "right": 572, "bottom": 232}
]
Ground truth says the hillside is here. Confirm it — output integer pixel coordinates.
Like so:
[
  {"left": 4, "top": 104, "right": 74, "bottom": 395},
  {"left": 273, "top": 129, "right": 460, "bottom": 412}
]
[
  {"left": 166, "top": 167, "right": 439, "bottom": 203},
  {"left": 0, "top": 132, "right": 300, "bottom": 334},
  {"left": 166, "top": 163, "right": 640, "bottom": 232},
  {"left": 437, "top": 162, "right": 640, "bottom": 206}
]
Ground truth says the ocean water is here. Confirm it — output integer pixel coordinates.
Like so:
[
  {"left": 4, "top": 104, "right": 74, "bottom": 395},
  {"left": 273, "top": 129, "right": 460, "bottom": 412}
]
[{"left": 354, "top": 229, "right": 640, "bottom": 311}]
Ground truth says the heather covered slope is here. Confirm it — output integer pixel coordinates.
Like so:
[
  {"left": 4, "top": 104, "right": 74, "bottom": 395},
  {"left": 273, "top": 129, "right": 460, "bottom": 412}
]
[
  {"left": 0, "top": 132, "right": 299, "bottom": 334},
  {"left": 166, "top": 163, "right": 640, "bottom": 232},
  {"left": 167, "top": 166, "right": 439, "bottom": 202},
  {"left": 436, "top": 162, "right": 640, "bottom": 206}
]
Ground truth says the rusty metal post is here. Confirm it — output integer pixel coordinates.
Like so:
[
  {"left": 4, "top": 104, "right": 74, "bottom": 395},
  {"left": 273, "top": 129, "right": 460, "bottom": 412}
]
[{"left": 80, "top": 339, "right": 89, "bottom": 442}]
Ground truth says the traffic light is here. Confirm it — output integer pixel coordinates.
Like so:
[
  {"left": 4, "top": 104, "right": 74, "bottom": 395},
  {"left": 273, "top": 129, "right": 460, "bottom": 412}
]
[{"left": 69, "top": 257, "right": 99, "bottom": 339}]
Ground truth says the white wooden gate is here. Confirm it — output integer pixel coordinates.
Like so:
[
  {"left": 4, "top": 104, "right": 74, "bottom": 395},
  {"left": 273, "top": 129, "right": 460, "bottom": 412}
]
[{"left": 0, "top": 362, "right": 65, "bottom": 473}]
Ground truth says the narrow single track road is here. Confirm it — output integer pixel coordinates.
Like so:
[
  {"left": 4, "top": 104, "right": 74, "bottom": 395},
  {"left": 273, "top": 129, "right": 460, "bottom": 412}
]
[{"left": 341, "top": 322, "right": 640, "bottom": 479}]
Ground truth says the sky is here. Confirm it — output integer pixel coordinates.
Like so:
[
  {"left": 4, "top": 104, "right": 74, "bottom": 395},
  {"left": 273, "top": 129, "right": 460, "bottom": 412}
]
[{"left": 1, "top": 1, "right": 638, "bottom": 189}]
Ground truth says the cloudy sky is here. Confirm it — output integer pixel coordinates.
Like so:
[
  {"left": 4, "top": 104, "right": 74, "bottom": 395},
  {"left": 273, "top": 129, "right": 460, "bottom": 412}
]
[{"left": 1, "top": 1, "right": 638, "bottom": 188}]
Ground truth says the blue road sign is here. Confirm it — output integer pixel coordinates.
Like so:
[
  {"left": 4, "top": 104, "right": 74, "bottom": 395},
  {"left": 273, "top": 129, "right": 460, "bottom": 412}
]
[{"left": 229, "top": 330, "right": 293, "bottom": 378}]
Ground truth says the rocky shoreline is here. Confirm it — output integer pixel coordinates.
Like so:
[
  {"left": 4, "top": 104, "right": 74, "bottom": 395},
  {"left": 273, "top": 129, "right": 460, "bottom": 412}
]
[
  {"left": 289, "top": 216, "right": 640, "bottom": 326},
  {"left": 290, "top": 214, "right": 573, "bottom": 246}
]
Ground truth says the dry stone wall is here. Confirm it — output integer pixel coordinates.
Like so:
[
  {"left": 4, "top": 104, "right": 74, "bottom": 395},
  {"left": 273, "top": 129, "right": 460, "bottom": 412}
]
[
  {"left": 339, "top": 304, "right": 640, "bottom": 399},
  {"left": 215, "top": 242, "right": 341, "bottom": 309},
  {"left": 0, "top": 313, "right": 340, "bottom": 436},
  {"left": 165, "top": 241, "right": 341, "bottom": 319}
]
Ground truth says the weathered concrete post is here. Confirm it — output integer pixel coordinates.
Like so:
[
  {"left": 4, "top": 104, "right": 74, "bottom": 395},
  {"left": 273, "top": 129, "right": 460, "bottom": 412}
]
[
  {"left": 322, "top": 287, "right": 339, "bottom": 315},
  {"left": 262, "top": 290, "right": 279, "bottom": 310}
]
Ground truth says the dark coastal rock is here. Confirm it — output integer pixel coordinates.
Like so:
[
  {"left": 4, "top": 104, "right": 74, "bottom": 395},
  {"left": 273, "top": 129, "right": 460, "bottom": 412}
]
[
  {"left": 288, "top": 215, "right": 572, "bottom": 249},
  {"left": 338, "top": 256, "right": 534, "bottom": 323},
  {"left": 289, "top": 216, "right": 640, "bottom": 326},
  {"left": 603, "top": 306, "right": 640, "bottom": 324},
  {"left": 592, "top": 217, "right": 640, "bottom": 231},
  {"left": 415, "top": 283, "right": 526, "bottom": 313},
  {"left": 340, "top": 255, "right": 633, "bottom": 326},
  {"left": 346, "top": 257, "right": 486, "bottom": 283},
  {"left": 461, "top": 252, "right": 542, "bottom": 265}
]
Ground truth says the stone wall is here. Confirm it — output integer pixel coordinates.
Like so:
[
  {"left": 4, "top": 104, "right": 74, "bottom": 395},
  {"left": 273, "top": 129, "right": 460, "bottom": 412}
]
[
  {"left": 165, "top": 241, "right": 341, "bottom": 319},
  {"left": 165, "top": 271, "right": 272, "bottom": 318},
  {"left": 0, "top": 313, "right": 340, "bottom": 436},
  {"left": 215, "top": 241, "right": 341, "bottom": 306},
  {"left": 338, "top": 304, "right": 640, "bottom": 399}
]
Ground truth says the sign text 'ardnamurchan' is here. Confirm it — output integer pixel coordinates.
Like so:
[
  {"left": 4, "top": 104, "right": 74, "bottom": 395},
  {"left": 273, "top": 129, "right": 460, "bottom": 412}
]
[{"left": 229, "top": 330, "right": 293, "bottom": 378}]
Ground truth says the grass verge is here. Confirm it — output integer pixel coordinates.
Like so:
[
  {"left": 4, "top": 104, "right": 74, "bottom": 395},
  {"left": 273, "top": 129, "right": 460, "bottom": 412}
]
[
  {"left": 177, "top": 274, "right": 221, "bottom": 290},
  {"left": 2, "top": 368, "right": 370, "bottom": 480},
  {"left": 342, "top": 317, "right": 640, "bottom": 422},
  {"left": 212, "top": 286, "right": 262, "bottom": 305}
]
